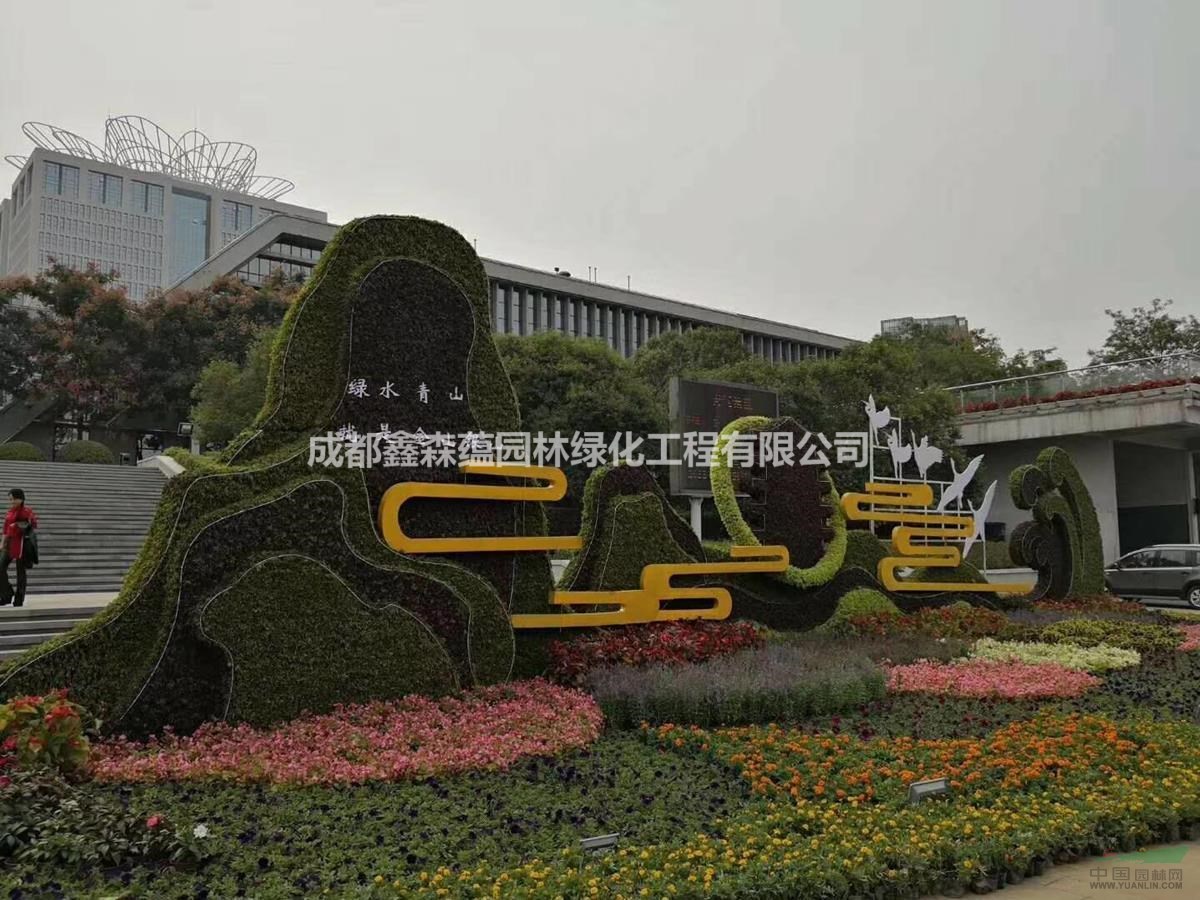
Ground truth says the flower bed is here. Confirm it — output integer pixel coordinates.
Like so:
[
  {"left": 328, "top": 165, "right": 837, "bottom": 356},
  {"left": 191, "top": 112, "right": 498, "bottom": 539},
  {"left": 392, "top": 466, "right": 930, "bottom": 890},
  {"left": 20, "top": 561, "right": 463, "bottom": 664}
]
[
  {"left": 848, "top": 602, "right": 1008, "bottom": 640},
  {"left": 547, "top": 620, "right": 763, "bottom": 685},
  {"left": 961, "top": 376, "right": 1200, "bottom": 413},
  {"left": 1035, "top": 595, "right": 1150, "bottom": 617},
  {"left": 588, "top": 644, "right": 885, "bottom": 728},
  {"left": 410, "top": 714, "right": 1200, "bottom": 898},
  {"left": 886, "top": 658, "right": 1100, "bottom": 699},
  {"left": 89, "top": 680, "right": 603, "bottom": 785},
  {"left": 1040, "top": 618, "right": 1183, "bottom": 654},
  {"left": 1178, "top": 625, "right": 1200, "bottom": 652},
  {"left": 971, "top": 637, "right": 1140, "bottom": 672}
]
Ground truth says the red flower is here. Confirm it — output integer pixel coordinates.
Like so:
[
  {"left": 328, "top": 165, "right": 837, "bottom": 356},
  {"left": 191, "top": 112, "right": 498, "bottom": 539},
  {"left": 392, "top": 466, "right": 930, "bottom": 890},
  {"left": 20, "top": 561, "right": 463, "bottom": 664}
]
[{"left": 145, "top": 815, "right": 164, "bottom": 829}]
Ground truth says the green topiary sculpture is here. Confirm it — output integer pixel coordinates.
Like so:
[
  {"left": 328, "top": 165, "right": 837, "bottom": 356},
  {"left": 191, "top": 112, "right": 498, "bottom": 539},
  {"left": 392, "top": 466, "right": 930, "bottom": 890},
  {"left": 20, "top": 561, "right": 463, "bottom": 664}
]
[
  {"left": 0, "top": 442, "right": 45, "bottom": 462},
  {"left": 0, "top": 216, "right": 553, "bottom": 735},
  {"left": 1008, "top": 446, "right": 1104, "bottom": 600}
]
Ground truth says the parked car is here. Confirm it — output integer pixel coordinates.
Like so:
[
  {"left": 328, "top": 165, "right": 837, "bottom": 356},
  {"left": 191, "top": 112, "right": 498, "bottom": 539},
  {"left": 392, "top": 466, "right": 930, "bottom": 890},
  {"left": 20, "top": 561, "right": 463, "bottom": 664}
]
[{"left": 1105, "top": 544, "right": 1200, "bottom": 608}]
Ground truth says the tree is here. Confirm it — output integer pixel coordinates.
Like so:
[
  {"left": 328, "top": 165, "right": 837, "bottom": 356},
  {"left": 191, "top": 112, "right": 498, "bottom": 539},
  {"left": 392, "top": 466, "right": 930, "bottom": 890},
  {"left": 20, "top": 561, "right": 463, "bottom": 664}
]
[
  {"left": 0, "top": 282, "right": 38, "bottom": 396},
  {"left": 631, "top": 327, "right": 751, "bottom": 412},
  {"left": 139, "top": 274, "right": 296, "bottom": 419},
  {"left": 11, "top": 264, "right": 149, "bottom": 426},
  {"left": 1089, "top": 299, "right": 1200, "bottom": 363},
  {"left": 190, "top": 327, "right": 278, "bottom": 447},
  {"left": 495, "top": 332, "right": 663, "bottom": 510}
]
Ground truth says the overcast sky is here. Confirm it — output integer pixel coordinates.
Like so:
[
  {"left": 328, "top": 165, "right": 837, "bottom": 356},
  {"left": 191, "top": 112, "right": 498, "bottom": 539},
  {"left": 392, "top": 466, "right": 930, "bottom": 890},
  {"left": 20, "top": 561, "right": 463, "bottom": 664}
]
[{"left": 2, "top": 0, "right": 1196, "bottom": 366}]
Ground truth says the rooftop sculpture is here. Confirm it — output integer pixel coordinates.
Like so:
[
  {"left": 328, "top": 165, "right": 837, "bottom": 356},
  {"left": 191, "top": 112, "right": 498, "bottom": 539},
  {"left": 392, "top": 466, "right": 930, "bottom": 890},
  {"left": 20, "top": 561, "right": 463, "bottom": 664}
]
[{"left": 6, "top": 116, "right": 295, "bottom": 200}]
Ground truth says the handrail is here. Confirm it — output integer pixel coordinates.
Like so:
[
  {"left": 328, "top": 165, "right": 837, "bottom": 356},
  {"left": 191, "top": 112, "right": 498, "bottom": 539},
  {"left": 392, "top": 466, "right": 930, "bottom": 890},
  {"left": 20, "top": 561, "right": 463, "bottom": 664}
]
[
  {"left": 947, "top": 350, "right": 1200, "bottom": 413},
  {"left": 945, "top": 350, "right": 1200, "bottom": 392}
]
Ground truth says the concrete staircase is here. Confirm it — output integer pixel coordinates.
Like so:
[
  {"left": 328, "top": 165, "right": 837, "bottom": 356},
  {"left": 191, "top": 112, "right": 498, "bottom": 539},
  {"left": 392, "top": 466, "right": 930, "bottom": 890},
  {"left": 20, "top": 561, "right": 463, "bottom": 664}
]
[
  {"left": 0, "top": 601, "right": 110, "bottom": 662},
  {"left": 0, "top": 459, "right": 165, "bottom": 595}
]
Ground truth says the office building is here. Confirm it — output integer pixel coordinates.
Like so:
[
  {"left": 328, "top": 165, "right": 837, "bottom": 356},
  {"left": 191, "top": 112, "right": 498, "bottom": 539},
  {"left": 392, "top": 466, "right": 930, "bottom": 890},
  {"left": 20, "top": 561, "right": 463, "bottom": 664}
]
[
  {"left": 1, "top": 117, "right": 326, "bottom": 301},
  {"left": 4, "top": 116, "right": 854, "bottom": 362},
  {"left": 880, "top": 315, "right": 970, "bottom": 339}
]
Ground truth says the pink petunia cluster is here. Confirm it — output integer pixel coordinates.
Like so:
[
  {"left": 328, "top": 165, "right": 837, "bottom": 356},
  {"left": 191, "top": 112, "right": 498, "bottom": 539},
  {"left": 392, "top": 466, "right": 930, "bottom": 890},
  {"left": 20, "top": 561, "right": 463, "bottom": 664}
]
[
  {"left": 1177, "top": 625, "right": 1200, "bottom": 652},
  {"left": 886, "top": 659, "right": 1101, "bottom": 699},
  {"left": 89, "top": 680, "right": 603, "bottom": 786}
]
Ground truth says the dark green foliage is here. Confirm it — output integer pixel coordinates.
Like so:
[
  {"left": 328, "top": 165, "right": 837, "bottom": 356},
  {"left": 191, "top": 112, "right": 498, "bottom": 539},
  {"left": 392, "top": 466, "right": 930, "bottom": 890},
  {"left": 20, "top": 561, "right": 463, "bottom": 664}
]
[
  {"left": 0, "top": 441, "right": 44, "bottom": 462},
  {"left": 1009, "top": 447, "right": 1105, "bottom": 598},
  {"left": 906, "top": 561, "right": 987, "bottom": 584},
  {"left": 590, "top": 643, "right": 886, "bottom": 728},
  {"left": 560, "top": 465, "right": 702, "bottom": 592},
  {"left": 965, "top": 539, "right": 1014, "bottom": 569},
  {"left": 59, "top": 440, "right": 116, "bottom": 464},
  {"left": 0, "top": 217, "right": 553, "bottom": 736},
  {"left": 4, "top": 735, "right": 749, "bottom": 898},
  {"left": 1, "top": 769, "right": 206, "bottom": 870},
  {"left": 1039, "top": 618, "right": 1184, "bottom": 655},
  {"left": 817, "top": 588, "right": 900, "bottom": 635},
  {"left": 840, "top": 529, "right": 889, "bottom": 575},
  {"left": 202, "top": 558, "right": 456, "bottom": 726}
]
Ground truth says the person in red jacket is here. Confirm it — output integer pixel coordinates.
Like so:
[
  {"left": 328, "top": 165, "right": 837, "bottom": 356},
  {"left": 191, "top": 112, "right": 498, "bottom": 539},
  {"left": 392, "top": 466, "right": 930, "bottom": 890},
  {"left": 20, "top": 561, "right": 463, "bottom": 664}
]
[{"left": 1, "top": 488, "right": 37, "bottom": 608}]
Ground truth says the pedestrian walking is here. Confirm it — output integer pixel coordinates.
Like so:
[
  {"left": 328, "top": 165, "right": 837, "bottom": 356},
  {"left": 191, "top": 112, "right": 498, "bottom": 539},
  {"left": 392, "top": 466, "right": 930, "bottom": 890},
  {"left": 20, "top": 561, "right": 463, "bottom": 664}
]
[{"left": 1, "top": 488, "right": 38, "bottom": 608}]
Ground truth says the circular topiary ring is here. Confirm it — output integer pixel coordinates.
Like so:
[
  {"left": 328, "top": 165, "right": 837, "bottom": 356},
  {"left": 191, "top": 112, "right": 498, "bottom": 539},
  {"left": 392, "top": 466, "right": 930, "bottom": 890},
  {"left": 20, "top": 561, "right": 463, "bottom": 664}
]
[{"left": 709, "top": 415, "right": 846, "bottom": 589}]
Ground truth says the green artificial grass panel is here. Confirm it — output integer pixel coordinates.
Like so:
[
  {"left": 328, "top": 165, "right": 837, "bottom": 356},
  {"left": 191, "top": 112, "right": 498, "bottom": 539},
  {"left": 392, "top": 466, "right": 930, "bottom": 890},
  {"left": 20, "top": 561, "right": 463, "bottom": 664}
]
[{"left": 7, "top": 733, "right": 749, "bottom": 899}]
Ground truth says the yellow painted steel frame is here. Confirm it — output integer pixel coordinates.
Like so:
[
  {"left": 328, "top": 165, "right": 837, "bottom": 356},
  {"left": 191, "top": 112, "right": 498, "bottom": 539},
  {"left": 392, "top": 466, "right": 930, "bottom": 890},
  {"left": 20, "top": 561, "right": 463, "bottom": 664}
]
[
  {"left": 841, "top": 483, "right": 1034, "bottom": 593},
  {"left": 378, "top": 463, "right": 584, "bottom": 554},
  {"left": 511, "top": 545, "right": 791, "bottom": 629}
]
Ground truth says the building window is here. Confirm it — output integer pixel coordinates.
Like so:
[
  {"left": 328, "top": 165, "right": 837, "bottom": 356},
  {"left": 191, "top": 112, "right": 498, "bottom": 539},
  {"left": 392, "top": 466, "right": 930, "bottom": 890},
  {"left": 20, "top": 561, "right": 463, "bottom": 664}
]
[
  {"left": 221, "top": 200, "right": 254, "bottom": 234},
  {"left": 132, "top": 181, "right": 164, "bottom": 215},
  {"left": 44, "top": 162, "right": 80, "bottom": 198},
  {"left": 170, "top": 190, "right": 209, "bottom": 281},
  {"left": 89, "top": 172, "right": 123, "bottom": 207}
]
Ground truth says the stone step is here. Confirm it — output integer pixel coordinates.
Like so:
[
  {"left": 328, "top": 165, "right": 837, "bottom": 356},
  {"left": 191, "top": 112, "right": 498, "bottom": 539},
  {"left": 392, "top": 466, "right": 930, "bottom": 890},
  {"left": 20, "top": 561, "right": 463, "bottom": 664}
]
[{"left": 0, "top": 616, "right": 92, "bottom": 634}]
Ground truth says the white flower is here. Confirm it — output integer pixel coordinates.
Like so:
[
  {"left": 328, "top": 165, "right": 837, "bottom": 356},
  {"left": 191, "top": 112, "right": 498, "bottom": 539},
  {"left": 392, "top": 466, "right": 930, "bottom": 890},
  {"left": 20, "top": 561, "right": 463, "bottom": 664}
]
[{"left": 193, "top": 824, "right": 210, "bottom": 839}]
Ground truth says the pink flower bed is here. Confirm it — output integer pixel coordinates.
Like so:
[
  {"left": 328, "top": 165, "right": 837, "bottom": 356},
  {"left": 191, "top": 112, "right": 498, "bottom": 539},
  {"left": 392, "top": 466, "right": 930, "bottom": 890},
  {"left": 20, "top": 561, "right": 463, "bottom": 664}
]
[
  {"left": 90, "top": 680, "right": 603, "bottom": 785},
  {"left": 1177, "top": 625, "right": 1200, "bottom": 652},
  {"left": 886, "top": 659, "right": 1101, "bottom": 699}
]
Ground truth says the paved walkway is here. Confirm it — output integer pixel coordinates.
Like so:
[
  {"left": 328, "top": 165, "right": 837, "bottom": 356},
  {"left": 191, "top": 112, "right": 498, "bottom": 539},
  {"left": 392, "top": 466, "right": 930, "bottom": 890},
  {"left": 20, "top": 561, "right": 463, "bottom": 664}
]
[{"left": 947, "top": 842, "right": 1200, "bottom": 899}]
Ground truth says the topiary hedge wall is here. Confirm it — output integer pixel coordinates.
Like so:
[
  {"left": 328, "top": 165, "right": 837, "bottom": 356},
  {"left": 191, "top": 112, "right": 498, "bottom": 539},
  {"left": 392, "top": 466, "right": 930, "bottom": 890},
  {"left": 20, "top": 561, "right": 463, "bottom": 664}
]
[
  {"left": 1008, "top": 446, "right": 1104, "bottom": 600},
  {"left": 0, "top": 442, "right": 45, "bottom": 462},
  {"left": 0, "top": 216, "right": 553, "bottom": 737},
  {"left": 59, "top": 440, "right": 116, "bottom": 465}
]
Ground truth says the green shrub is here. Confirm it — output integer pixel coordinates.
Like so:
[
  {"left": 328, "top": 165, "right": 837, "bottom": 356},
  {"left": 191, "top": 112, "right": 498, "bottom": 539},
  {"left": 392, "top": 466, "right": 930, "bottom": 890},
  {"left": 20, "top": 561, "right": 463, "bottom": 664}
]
[
  {"left": 840, "top": 529, "right": 888, "bottom": 574},
  {"left": 906, "top": 561, "right": 987, "bottom": 584},
  {"left": 59, "top": 440, "right": 116, "bottom": 465},
  {"left": 590, "top": 643, "right": 885, "bottom": 728},
  {"left": 1039, "top": 618, "right": 1183, "bottom": 655},
  {"left": 964, "top": 539, "right": 1014, "bottom": 570},
  {"left": 817, "top": 588, "right": 900, "bottom": 636},
  {"left": 0, "top": 441, "right": 44, "bottom": 462},
  {"left": 0, "top": 689, "right": 90, "bottom": 778},
  {"left": 0, "top": 769, "right": 207, "bottom": 869},
  {"left": 559, "top": 465, "right": 701, "bottom": 593}
]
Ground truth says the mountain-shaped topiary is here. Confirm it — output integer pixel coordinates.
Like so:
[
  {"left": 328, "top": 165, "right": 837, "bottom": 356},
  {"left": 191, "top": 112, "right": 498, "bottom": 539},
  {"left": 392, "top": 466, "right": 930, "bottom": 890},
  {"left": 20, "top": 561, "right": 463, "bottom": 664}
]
[
  {"left": 559, "top": 465, "right": 703, "bottom": 592},
  {"left": 0, "top": 216, "right": 553, "bottom": 735},
  {"left": 1008, "top": 446, "right": 1105, "bottom": 600}
]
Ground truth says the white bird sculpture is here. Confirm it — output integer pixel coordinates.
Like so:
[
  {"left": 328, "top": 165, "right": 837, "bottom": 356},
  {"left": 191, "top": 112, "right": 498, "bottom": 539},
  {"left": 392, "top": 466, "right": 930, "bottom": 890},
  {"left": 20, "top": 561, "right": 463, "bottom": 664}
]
[
  {"left": 911, "top": 433, "right": 944, "bottom": 480},
  {"left": 962, "top": 480, "right": 997, "bottom": 562},
  {"left": 885, "top": 429, "right": 913, "bottom": 477},
  {"left": 863, "top": 394, "right": 892, "bottom": 433},
  {"left": 937, "top": 454, "right": 984, "bottom": 511}
]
